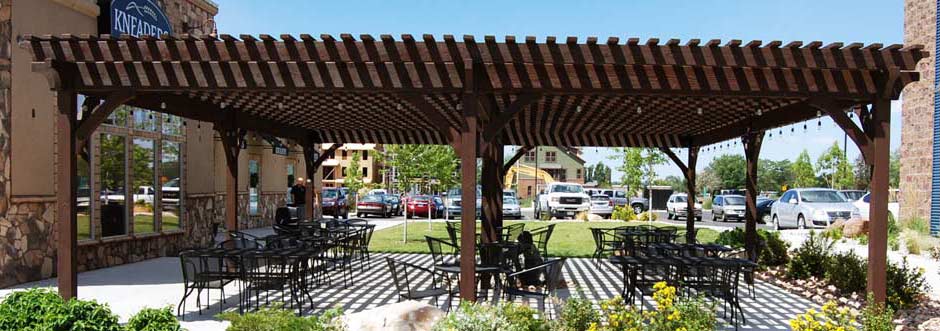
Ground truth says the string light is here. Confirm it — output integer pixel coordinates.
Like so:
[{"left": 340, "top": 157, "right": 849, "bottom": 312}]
[
  {"left": 160, "top": 102, "right": 166, "bottom": 109},
  {"left": 636, "top": 106, "right": 643, "bottom": 114},
  {"left": 697, "top": 107, "right": 704, "bottom": 115},
  {"left": 756, "top": 108, "right": 763, "bottom": 116}
]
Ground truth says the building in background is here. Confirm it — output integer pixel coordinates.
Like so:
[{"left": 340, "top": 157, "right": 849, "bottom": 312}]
[
  {"left": 0, "top": 0, "right": 316, "bottom": 288},
  {"left": 509, "top": 147, "right": 585, "bottom": 199},
  {"left": 321, "top": 144, "right": 384, "bottom": 190},
  {"left": 901, "top": 0, "right": 939, "bottom": 235}
]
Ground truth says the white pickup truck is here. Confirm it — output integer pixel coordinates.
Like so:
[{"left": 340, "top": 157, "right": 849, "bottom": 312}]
[{"left": 534, "top": 182, "right": 592, "bottom": 219}]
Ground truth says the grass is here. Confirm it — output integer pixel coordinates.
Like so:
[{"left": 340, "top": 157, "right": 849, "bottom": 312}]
[
  {"left": 370, "top": 220, "right": 719, "bottom": 258},
  {"left": 77, "top": 213, "right": 180, "bottom": 240}
]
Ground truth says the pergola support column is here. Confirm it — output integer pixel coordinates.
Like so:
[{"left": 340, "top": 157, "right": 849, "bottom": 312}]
[
  {"left": 742, "top": 131, "right": 764, "bottom": 261},
  {"left": 56, "top": 89, "right": 78, "bottom": 300},
  {"left": 216, "top": 123, "right": 242, "bottom": 233},
  {"left": 660, "top": 146, "right": 699, "bottom": 243},
  {"left": 303, "top": 143, "right": 342, "bottom": 220},
  {"left": 458, "top": 64, "right": 479, "bottom": 302},
  {"left": 868, "top": 98, "right": 891, "bottom": 302},
  {"left": 481, "top": 142, "right": 504, "bottom": 243}
]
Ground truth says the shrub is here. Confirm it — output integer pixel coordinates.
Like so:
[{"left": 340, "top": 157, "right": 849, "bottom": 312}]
[
  {"left": 553, "top": 294, "right": 600, "bottom": 331},
  {"left": 901, "top": 217, "right": 930, "bottom": 235},
  {"left": 860, "top": 294, "right": 894, "bottom": 331},
  {"left": 715, "top": 228, "right": 789, "bottom": 267},
  {"left": 821, "top": 226, "right": 843, "bottom": 241},
  {"left": 885, "top": 258, "right": 930, "bottom": 311},
  {"left": 126, "top": 306, "right": 183, "bottom": 331},
  {"left": 635, "top": 211, "right": 657, "bottom": 221},
  {"left": 787, "top": 231, "right": 834, "bottom": 280},
  {"left": 702, "top": 199, "right": 712, "bottom": 210},
  {"left": 432, "top": 302, "right": 545, "bottom": 331},
  {"left": 789, "top": 301, "right": 857, "bottom": 331},
  {"left": 824, "top": 252, "right": 867, "bottom": 296},
  {"left": 0, "top": 288, "right": 121, "bottom": 331},
  {"left": 219, "top": 305, "right": 345, "bottom": 331},
  {"left": 590, "top": 282, "right": 716, "bottom": 331},
  {"left": 610, "top": 206, "right": 636, "bottom": 221}
]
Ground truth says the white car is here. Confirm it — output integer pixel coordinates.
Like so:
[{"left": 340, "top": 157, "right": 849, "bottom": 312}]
[
  {"left": 534, "top": 182, "right": 591, "bottom": 219},
  {"left": 666, "top": 193, "right": 702, "bottom": 221},
  {"left": 853, "top": 191, "right": 900, "bottom": 221},
  {"left": 589, "top": 194, "right": 614, "bottom": 218},
  {"left": 771, "top": 188, "right": 861, "bottom": 229}
]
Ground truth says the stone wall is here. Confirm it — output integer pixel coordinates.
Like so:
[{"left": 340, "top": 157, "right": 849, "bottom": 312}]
[
  {"left": 901, "top": 0, "right": 936, "bottom": 222},
  {"left": 0, "top": 199, "right": 56, "bottom": 287}
]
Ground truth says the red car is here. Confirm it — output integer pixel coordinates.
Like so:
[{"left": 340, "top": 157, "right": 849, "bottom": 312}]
[{"left": 406, "top": 195, "right": 436, "bottom": 218}]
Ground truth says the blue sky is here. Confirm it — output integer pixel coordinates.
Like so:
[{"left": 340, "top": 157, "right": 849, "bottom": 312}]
[{"left": 215, "top": 0, "right": 906, "bottom": 179}]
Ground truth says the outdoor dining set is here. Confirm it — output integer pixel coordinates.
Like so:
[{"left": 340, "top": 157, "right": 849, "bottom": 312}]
[{"left": 176, "top": 219, "right": 375, "bottom": 318}]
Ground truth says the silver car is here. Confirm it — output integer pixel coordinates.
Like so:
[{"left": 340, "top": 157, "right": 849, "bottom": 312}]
[
  {"left": 589, "top": 194, "right": 614, "bottom": 219},
  {"left": 503, "top": 196, "right": 523, "bottom": 219},
  {"left": 771, "top": 188, "right": 861, "bottom": 230},
  {"left": 712, "top": 195, "right": 746, "bottom": 222}
]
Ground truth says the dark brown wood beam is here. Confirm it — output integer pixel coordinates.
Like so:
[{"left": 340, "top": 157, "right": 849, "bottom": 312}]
[
  {"left": 400, "top": 94, "right": 462, "bottom": 145},
  {"left": 216, "top": 115, "right": 242, "bottom": 233},
  {"left": 689, "top": 101, "right": 819, "bottom": 146},
  {"left": 458, "top": 64, "right": 478, "bottom": 302},
  {"left": 660, "top": 146, "right": 699, "bottom": 242},
  {"left": 501, "top": 146, "right": 533, "bottom": 177},
  {"left": 482, "top": 94, "right": 540, "bottom": 141},
  {"left": 56, "top": 89, "right": 78, "bottom": 300},
  {"left": 867, "top": 98, "right": 891, "bottom": 303},
  {"left": 76, "top": 90, "right": 135, "bottom": 146},
  {"left": 743, "top": 131, "right": 764, "bottom": 261},
  {"left": 810, "top": 98, "right": 872, "bottom": 164}
]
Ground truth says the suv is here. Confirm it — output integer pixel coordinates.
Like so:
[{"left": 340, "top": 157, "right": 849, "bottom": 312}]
[
  {"left": 771, "top": 188, "right": 861, "bottom": 229},
  {"left": 712, "top": 195, "right": 746, "bottom": 222},
  {"left": 446, "top": 186, "right": 482, "bottom": 219},
  {"left": 666, "top": 193, "right": 702, "bottom": 221},
  {"left": 535, "top": 182, "right": 591, "bottom": 219},
  {"left": 321, "top": 188, "right": 349, "bottom": 218},
  {"left": 601, "top": 189, "right": 649, "bottom": 214}
]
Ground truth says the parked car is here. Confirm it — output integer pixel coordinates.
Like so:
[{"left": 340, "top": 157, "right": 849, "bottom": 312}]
[
  {"left": 432, "top": 196, "right": 446, "bottom": 218},
  {"left": 368, "top": 189, "right": 389, "bottom": 196},
  {"left": 757, "top": 198, "right": 775, "bottom": 224},
  {"left": 589, "top": 194, "right": 614, "bottom": 219},
  {"left": 839, "top": 190, "right": 867, "bottom": 202},
  {"left": 356, "top": 194, "right": 391, "bottom": 218},
  {"left": 384, "top": 194, "right": 402, "bottom": 216},
  {"left": 321, "top": 187, "right": 349, "bottom": 219},
  {"left": 535, "top": 182, "right": 591, "bottom": 219},
  {"left": 446, "top": 186, "right": 482, "bottom": 219},
  {"left": 503, "top": 196, "right": 523, "bottom": 219},
  {"left": 406, "top": 195, "right": 437, "bottom": 218},
  {"left": 771, "top": 188, "right": 861, "bottom": 230},
  {"left": 666, "top": 193, "right": 702, "bottom": 221},
  {"left": 852, "top": 191, "right": 900, "bottom": 221},
  {"left": 503, "top": 190, "right": 518, "bottom": 200},
  {"left": 600, "top": 189, "right": 650, "bottom": 214},
  {"left": 711, "top": 195, "right": 746, "bottom": 222}
]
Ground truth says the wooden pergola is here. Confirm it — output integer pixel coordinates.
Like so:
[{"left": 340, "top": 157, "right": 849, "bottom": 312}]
[{"left": 24, "top": 33, "right": 925, "bottom": 303}]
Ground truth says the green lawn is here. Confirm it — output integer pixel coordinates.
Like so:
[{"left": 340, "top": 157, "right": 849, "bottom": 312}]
[
  {"left": 370, "top": 220, "right": 719, "bottom": 258},
  {"left": 77, "top": 214, "right": 180, "bottom": 240}
]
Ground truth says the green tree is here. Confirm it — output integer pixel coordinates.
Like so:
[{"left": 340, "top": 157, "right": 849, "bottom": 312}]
[
  {"left": 345, "top": 152, "right": 365, "bottom": 199},
  {"left": 834, "top": 155, "right": 856, "bottom": 189},
  {"left": 708, "top": 155, "right": 746, "bottom": 189},
  {"left": 853, "top": 154, "right": 871, "bottom": 189},
  {"left": 379, "top": 145, "right": 458, "bottom": 194},
  {"left": 697, "top": 168, "right": 721, "bottom": 196},
  {"left": 889, "top": 149, "right": 900, "bottom": 188},
  {"left": 587, "top": 162, "right": 612, "bottom": 187},
  {"left": 612, "top": 148, "right": 645, "bottom": 195},
  {"left": 658, "top": 175, "right": 686, "bottom": 192},
  {"left": 585, "top": 164, "right": 595, "bottom": 183},
  {"left": 816, "top": 142, "right": 843, "bottom": 188},
  {"left": 758, "top": 159, "right": 793, "bottom": 192},
  {"left": 791, "top": 149, "right": 817, "bottom": 188}
]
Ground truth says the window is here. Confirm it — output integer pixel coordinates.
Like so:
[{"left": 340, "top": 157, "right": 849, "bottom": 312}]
[
  {"left": 134, "top": 109, "right": 157, "bottom": 132},
  {"left": 342, "top": 150, "right": 348, "bottom": 160},
  {"left": 545, "top": 151, "right": 557, "bottom": 162},
  {"left": 162, "top": 114, "right": 183, "bottom": 136},
  {"left": 576, "top": 169, "right": 582, "bottom": 179},
  {"left": 286, "top": 163, "right": 296, "bottom": 188},
  {"left": 132, "top": 138, "right": 156, "bottom": 234},
  {"left": 100, "top": 134, "right": 127, "bottom": 237},
  {"left": 77, "top": 141, "right": 92, "bottom": 241},
  {"left": 524, "top": 150, "right": 536, "bottom": 162},
  {"left": 362, "top": 167, "right": 368, "bottom": 177},
  {"left": 341, "top": 167, "right": 347, "bottom": 177},
  {"left": 362, "top": 150, "right": 369, "bottom": 160},
  {"left": 161, "top": 141, "right": 182, "bottom": 231},
  {"left": 249, "top": 159, "right": 260, "bottom": 216}
]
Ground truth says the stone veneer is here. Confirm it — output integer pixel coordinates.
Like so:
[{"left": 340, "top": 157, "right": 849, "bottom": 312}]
[{"left": 901, "top": 0, "right": 936, "bottom": 222}]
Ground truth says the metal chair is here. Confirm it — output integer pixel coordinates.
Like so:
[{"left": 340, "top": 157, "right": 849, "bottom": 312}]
[
  {"left": 501, "top": 258, "right": 567, "bottom": 315},
  {"left": 177, "top": 251, "right": 232, "bottom": 318},
  {"left": 386, "top": 257, "right": 453, "bottom": 310},
  {"left": 501, "top": 223, "right": 526, "bottom": 242},
  {"left": 530, "top": 224, "right": 556, "bottom": 257},
  {"left": 590, "top": 228, "right": 623, "bottom": 265}
]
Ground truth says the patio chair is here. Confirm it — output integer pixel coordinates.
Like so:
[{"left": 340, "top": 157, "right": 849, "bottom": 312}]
[
  {"left": 590, "top": 228, "right": 623, "bottom": 265},
  {"left": 177, "top": 251, "right": 232, "bottom": 318},
  {"left": 241, "top": 252, "right": 295, "bottom": 312},
  {"left": 696, "top": 262, "right": 746, "bottom": 328},
  {"left": 721, "top": 247, "right": 756, "bottom": 299},
  {"left": 229, "top": 231, "right": 262, "bottom": 247},
  {"left": 445, "top": 221, "right": 460, "bottom": 247},
  {"left": 501, "top": 258, "right": 567, "bottom": 315},
  {"left": 386, "top": 257, "right": 453, "bottom": 310},
  {"left": 501, "top": 223, "right": 526, "bottom": 242},
  {"left": 273, "top": 223, "right": 300, "bottom": 236},
  {"left": 529, "top": 224, "right": 555, "bottom": 257},
  {"left": 354, "top": 224, "right": 376, "bottom": 268},
  {"left": 426, "top": 236, "right": 459, "bottom": 266}
]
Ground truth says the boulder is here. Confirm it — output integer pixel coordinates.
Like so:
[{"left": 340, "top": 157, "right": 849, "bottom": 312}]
[
  {"left": 343, "top": 300, "right": 445, "bottom": 331},
  {"left": 919, "top": 317, "right": 940, "bottom": 331},
  {"left": 830, "top": 219, "right": 847, "bottom": 231},
  {"left": 842, "top": 218, "right": 869, "bottom": 238}
]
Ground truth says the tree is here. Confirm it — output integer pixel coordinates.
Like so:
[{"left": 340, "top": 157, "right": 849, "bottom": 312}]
[
  {"left": 585, "top": 164, "right": 595, "bottom": 183},
  {"left": 834, "top": 155, "right": 856, "bottom": 189},
  {"left": 708, "top": 155, "right": 746, "bottom": 190},
  {"left": 345, "top": 152, "right": 365, "bottom": 199},
  {"left": 890, "top": 149, "right": 900, "bottom": 188},
  {"left": 758, "top": 159, "right": 793, "bottom": 192},
  {"left": 853, "top": 155, "right": 871, "bottom": 189},
  {"left": 791, "top": 149, "right": 817, "bottom": 188},
  {"left": 697, "top": 168, "right": 721, "bottom": 196},
  {"left": 612, "top": 148, "right": 644, "bottom": 195},
  {"left": 815, "top": 142, "right": 842, "bottom": 188},
  {"left": 379, "top": 145, "right": 458, "bottom": 194},
  {"left": 658, "top": 175, "right": 686, "bottom": 192},
  {"left": 587, "top": 162, "right": 612, "bottom": 187}
]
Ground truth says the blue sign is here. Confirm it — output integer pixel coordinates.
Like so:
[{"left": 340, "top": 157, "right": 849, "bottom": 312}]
[{"left": 110, "top": 0, "right": 173, "bottom": 37}]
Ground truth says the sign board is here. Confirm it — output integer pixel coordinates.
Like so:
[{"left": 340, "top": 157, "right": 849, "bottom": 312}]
[
  {"left": 273, "top": 146, "right": 289, "bottom": 156},
  {"left": 108, "top": 0, "right": 173, "bottom": 37}
]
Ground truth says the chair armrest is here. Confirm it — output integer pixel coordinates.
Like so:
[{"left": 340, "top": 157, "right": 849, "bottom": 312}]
[{"left": 506, "top": 260, "right": 556, "bottom": 278}]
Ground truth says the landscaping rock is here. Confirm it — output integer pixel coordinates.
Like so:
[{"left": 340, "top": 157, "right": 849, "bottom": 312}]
[
  {"left": 831, "top": 219, "right": 847, "bottom": 230},
  {"left": 842, "top": 218, "right": 869, "bottom": 238},
  {"left": 918, "top": 317, "right": 940, "bottom": 331},
  {"left": 343, "top": 300, "right": 445, "bottom": 331}
]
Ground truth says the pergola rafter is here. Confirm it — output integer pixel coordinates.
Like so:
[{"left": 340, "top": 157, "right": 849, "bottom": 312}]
[{"left": 24, "top": 33, "right": 925, "bottom": 304}]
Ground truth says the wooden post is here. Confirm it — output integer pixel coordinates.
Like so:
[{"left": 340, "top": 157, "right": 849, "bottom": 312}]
[
  {"left": 868, "top": 98, "right": 891, "bottom": 302},
  {"left": 480, "top": 141, "right": 503, "bottom": 243},
  {"left": 459, "top": 64, "right": 479, "bottom": 302},
  {"left": 217, "top": 124, "right": 240, "bottom": 233},
  {"left": 743, "top": 131, "right": 764, "bottom": 261},
  {"left": 685, "top": 147, "right": 699, "bottom": 243},
  {"left": 56, "top": 89, "right": 78, "bottom": 300},
  {"left": 303, "top": 144, "right": 318, "bottom": 220}
]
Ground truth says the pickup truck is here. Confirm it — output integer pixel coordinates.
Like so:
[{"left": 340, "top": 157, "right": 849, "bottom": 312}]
[{"left": 534, "top": 182, "right": 592, "bottom": 219}]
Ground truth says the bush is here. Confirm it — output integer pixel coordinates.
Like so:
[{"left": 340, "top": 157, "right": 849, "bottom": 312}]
[
  {"left": 0, "top": 288, "right": 121, "bottom": 331},
  {"left": 885, "top": 258, "right": 930, "bottom": 311},
  {"left": 702, "top": 199, "right": 712, "bottom": 210},
  {"left": 714, "top": 228, "right": 790, "bottom": 267},
  {"left": 610, "top": 206, "right": 636, "bottom": 221},
  {"left": 789, "top": 301, "right": 858, "bottom": 331},
  {"left": 635, "top": 211, "right": 657, "bottom": 221},
  {"left": 901, "top": 217, "right": 930, "bottom": 235},
  {"left": 824, "top": 252, "right": 867, "bottom": 296},
  {"left": 787, "top": 231, "right": 834, "bottom": 280},
  {"left": 590, "top": 282, "right": 716, "bottom": 331},
  {"left": 553, "top": 294, "right": 600, "bottom": 331},
  {"left": 126, "top": 306, "right": 183, "bottom": 331},
  {"left": 219, "top": 305, "right": 345, "bottom": 331},
  {"left": 861, "top": 294, "right": 894, "bottom": 331},
  {"left": 432, "top": 302, "right": 546, "bottom": 331}
]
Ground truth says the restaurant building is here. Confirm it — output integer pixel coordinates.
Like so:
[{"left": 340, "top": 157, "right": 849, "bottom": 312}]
[{"left": 0, "top": 0, "right": 310, "bottom": 288}]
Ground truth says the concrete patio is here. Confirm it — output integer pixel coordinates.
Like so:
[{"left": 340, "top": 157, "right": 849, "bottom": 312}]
[{"left": 0, "top": 252, "right": 816, "bottom": 331}]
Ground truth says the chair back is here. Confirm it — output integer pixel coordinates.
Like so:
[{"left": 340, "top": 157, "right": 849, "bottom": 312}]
[
  {"left": 275, "top": 207, "right": 293, "bottom": 225},
  {"left": 273, "top": 223, "right": 299, "bottom": 236},
  {"left": 479, "top": 243, "right": 519, "bottom": 271},
  {"left": 544, "top": 258, "right": 567, "bottom": 293},
  {"left": 445, "top": 222, "right": 460, "bottom": 246},
  {"left": 503, "top": 223, "right": 526, "bottom": 242},
  {"left": 426, "top": 236, "right": 458, "bottom": 266},
  {"left": 217, "top": 238, "right": 260, "bottom": 250},
  {"left": 386, "top": 258, "right": 412, "bottom": 297},
  {"left": 179, "top": 251, "right": 202, "bottom": 286},
  {"left": 530, "top": 224, "right": 555, "bottom": 257}
]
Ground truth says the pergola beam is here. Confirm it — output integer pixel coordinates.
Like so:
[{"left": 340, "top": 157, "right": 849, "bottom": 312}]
[
  {"left": 810, "top": 98, "right": 872, "bottom": 164},
  {"left": 458, "top": 63, "right": 479, "bottom": 302},
  {"left": 75, "top": 90, "right": 135, "bottom": 146},
  {"left": 483, "top": 94, "right": 541, "bottom": 141},
  {"left": 689, "top": 101, "right": 819, "bottom": 146},
  {"left": 659, "top": 146, "right": 699, "bottom": 243},
  {"left": 55, "top": 89, "right": 78, "bottom": 300},
  {"left": 742, "top": 131, "right": 765, "bottom": 261},
  {"left": 502, "top": 146, "right": 533, "bottom": 177}
]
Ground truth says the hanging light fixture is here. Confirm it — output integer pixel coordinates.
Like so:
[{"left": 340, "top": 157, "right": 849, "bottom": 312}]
[
  {"left": 576, "top": 106, "right": 582, "bottom": 113},
  {"left": 756, "top": 108, "right": 763, "bottom": 116},
  {"left": 160, "top": 102, "right": 166, "bottom": 109},
  {"left": 636, "top": 106, "right": 642, "bottom": 114},
  {"left": 697, "top": 107, "right": 703, "bottom": 115}
]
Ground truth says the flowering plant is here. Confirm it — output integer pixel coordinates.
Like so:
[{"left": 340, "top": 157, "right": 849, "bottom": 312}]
[
  {"left": 588, "top": 282, "right": 717, "bottom": 331},
  {"left": 789, "top": 301, "right": 858, "bottom": 331}
]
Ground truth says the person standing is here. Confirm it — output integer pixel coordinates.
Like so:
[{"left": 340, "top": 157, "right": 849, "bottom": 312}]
[{"left": 290, "top": 178, "right": 307, "bottom": 219}]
